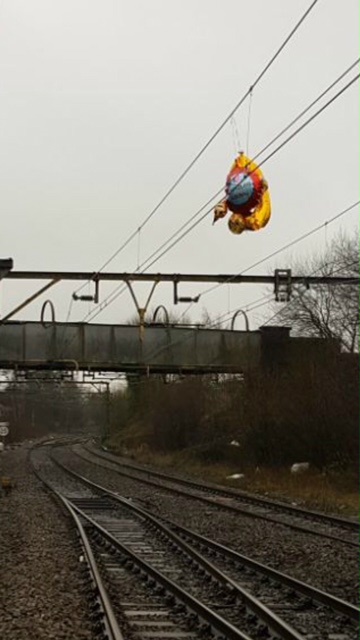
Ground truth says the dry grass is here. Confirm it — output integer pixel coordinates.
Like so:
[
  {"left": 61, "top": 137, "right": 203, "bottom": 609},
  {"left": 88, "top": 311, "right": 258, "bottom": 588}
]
[
  {"left": 107, "top": 435, "right": 358, "bottom": 516},
  {"left": 236, "top": 467, "right": 359, "bottom": 516}
]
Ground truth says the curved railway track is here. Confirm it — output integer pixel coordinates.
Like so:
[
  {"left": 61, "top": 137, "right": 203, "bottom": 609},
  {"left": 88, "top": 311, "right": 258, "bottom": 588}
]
[
  {"left": 75, "top": 443, "right": 359, "bottom": 548},
  {"left": 29, "top": 443, "right": 359, "bottom": 640}
]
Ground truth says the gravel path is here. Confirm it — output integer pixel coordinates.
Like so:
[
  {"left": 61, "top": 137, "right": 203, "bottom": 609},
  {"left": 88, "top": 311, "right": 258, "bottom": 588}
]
[
  {"left": 59, "top": 444, "right": 359, "bottom": 606},
  {"left": 0, "top": 442, "right": 94, "bottom": 640}
]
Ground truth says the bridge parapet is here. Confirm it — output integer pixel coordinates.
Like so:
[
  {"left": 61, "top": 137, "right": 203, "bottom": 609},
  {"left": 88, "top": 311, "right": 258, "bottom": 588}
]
[{"left": 0, "top": 322, "right": 261, "bottom": 374}]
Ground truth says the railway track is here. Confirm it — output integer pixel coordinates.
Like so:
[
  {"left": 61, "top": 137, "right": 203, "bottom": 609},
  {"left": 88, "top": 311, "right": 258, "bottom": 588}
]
[
  {"left": 74, "top": 443, "right": 359, "bottom": 548},
  {"left": 31, "top": 445, "right": 293, "bottom": 640},
  {"left": 30, "top": 443, "right": 359, "bottom": 640}
]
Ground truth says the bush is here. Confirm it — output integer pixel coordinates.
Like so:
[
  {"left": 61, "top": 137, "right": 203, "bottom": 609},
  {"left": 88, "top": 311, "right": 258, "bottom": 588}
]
[{"left": 108, "top": 354, "right": 358, "bottom": 472}]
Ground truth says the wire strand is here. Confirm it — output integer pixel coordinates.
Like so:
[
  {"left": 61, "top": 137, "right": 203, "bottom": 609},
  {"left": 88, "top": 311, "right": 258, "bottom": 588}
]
[
  {"left": 262, "top": 260, "right": 359, "bottom": 328},
  {"left": 72, "top": 0, "right": 321, "bottom": 295},
  {"left": 80, "top": 66, "right": 359, "bottom": 324},
  {"left": 140, "top": 69, "right": 360, "bottom": 309},
  {"left": 134, "top": 62, "right": 360, "bottom": 287},
  {"left": 250, "top": 58, "right": 359, "bottom": 165},
  {"left": 197, "top": 200, "right": 360, "bottom": 301},
  {"left": 80, "top": 189, "right": 223, "bottom": 323},
  {"left": 246, "top": 88, "right": 253, "bottom": 155},
  {"left": 253, "top": 72, "right": 359, "bottom": 173}
]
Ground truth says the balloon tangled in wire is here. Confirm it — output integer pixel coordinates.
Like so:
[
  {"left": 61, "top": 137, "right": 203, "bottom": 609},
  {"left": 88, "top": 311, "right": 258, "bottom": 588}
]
[{"left": 213, "top": 153, "right": 271, "bottom": 234}]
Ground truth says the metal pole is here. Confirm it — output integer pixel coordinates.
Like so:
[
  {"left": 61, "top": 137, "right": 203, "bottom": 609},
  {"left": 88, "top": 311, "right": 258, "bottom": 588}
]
[
  {"left": 0, "top": 278, "right": 60, "bottom": 323},
  {"left": 105, "top": 383, "right": 110, "bottom": 442}
]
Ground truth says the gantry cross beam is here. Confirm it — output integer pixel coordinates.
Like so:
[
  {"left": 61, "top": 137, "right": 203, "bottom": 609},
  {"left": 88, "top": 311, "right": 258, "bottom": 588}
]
[
  {"left": 1, "top": 268, "right": 358, "bottom": 324},
  {"left": 4, "top": 269, "right": 357, "bottom": 285},
  {"left": 1, "top": 264, "right": 350, "bottom": 374}
]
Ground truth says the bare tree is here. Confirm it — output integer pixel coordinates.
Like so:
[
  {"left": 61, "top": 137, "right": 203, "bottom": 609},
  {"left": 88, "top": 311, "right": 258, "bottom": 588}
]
[{"left": 270, "top": 231, "right": 359, "bottom": 352}]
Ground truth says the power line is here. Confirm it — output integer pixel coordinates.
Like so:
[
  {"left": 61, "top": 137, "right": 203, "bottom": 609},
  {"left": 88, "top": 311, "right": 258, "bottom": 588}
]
[
  {"left": 144, "top": 200, "right": 359, "bottom": 357},
  {"left": 208, "top": 293, "right": 275, "bottom": 329},
  {"left": 261, "top": 260, "right": 359, "bottom": 329},
  {"left": 176, "top": 293, "right": 274, "bottom": 334},
  {"left": 142, "top": 298, "right": 276, "bottom": 363},
  {"left": 253, "top": 72, "right": 359, "bottom": 173},
  {"left": 145, "top": 269, "right": 356, "bottom": 365},
  {"left": 84, "top": 70, "right": 359, "bottom": 324},
  {"left": 73, "top": 0, "right": 321, "bottom": 296},
  {"left": 251, "top": 58, "right": 359, "bottom": 165},
  {"left": 132, "top": 62, "right": 360, "bottom": 277},
  {"left": 200, "top": 200, "right": 360, "bottom": 300},
  {"left": 79, "top": 189, "right": 223, "bottom": 323},
  {"left": 116, "top": 201, "right": 359, "bottom": 364}
]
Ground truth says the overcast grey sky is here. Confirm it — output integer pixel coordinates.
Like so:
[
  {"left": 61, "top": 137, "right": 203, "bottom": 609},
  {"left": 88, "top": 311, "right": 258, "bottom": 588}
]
[{"left": 0, "top": 0, "right": 358, "bottom": 328}]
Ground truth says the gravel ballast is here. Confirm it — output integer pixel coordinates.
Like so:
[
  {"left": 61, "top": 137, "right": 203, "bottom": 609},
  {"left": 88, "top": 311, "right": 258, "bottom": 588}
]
[
  {"left": 1, "top": 438, "right": 358, "bottom": 640},
  {"left": 58, "top": 444, "right": 359, "bottom": 606},
  {"left": 0, "top": 442, "right": 94, "bottom": 640}
]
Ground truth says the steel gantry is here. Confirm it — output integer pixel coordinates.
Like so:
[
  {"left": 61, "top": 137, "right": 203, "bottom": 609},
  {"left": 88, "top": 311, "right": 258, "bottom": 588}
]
[
  {"left": 0, "top": 264, "right": 358, "bottom": 324},
  {"left": 0, "top": 262, "right": 357, "bottom": 375}
]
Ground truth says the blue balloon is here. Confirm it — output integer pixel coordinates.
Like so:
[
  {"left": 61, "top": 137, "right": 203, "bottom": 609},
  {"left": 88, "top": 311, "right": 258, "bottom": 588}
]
[{"left": 227, "top": 173, "right": 254, "bottom": 206}]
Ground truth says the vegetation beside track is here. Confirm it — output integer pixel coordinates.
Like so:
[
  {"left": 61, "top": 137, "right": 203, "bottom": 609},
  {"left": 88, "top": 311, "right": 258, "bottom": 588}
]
[
  {"left": 105, "top": 432, "right": 359, "bottom": 516},
  {"left": 106, "top": 352, "right": 359, "bottom": 516}
]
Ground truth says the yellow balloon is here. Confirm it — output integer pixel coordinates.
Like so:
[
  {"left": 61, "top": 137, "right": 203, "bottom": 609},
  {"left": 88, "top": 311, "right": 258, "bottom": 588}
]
[
  {"left": 228, "top": 213, "right": 246, "bottom": 235},
  {"left": 243, "top": 189, "right": 271, "bottom": 231},
  {"left": 228, "top": 191, "right": 271, "bottom": 235},
  {"left": 214, "top": 153, "right": 272, "bottom": 235},
  {"left": 232, "top": 153, "right": 266, "bottom": 183}
]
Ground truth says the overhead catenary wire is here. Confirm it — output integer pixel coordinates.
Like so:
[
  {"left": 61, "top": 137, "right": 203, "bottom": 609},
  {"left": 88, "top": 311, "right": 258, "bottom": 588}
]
[
  {"left": 142, "top": 201, "right": 359, "bottom": 363},
  {"left": 199, "top": 198, "right": 360, "bottom": 301},
  {"left": 260, "top": 260, "right": 359, "bottom": 343},
  {"left": 250, "top": 72, "right": 359, "bottom": 174},
  {"left": 246, "top": 88, "right": 253, "bottom": 155},
  {"left": 152, "top": 60, "right": 360, "bottom": 282},
  {"left": 205, "top": 293, "right": 275, "bottom": 329},
  {"left": 203, "top": 259, "right": 359, "bottom": 364},
  {"left": 81, "top": 66, "right": 359, "bottom": 324},
  {"left": 75, "top": 188, "right": 224, "bottom": 324},
  {"left": 132, "top": 62, "right": 360, "bottom": 280},
  {"left": 178, "top": 71, "right": 360, "bottom": 305},
  {"left": 73, "top": 255, "right": 356, "bottom": 379},
  {"left": 155, "top": 58, "right": 359, "bottom": 277},
  {"left": 176, "top": 292, "right": 274, "bottom": 326},
  {"left": 250, "top": 58, "right": 359, "bottom": 165},
  {"left": 230, "top": 116, "right": 242, "bottom": 154},
  {"left": 175, "top": 254, "right": 359, "bottom": 335},
  {"left": 85, "top": 259, "right": 350, "bottom": 390},
  {"left": 72, "top": 0, "right": 321, "bottom": 298},
  {"left": 104, "top": 294, "right": 277, "bottom": 387},
  {"left": 84, "top": 111, "right": 358, "bottom": 326}
]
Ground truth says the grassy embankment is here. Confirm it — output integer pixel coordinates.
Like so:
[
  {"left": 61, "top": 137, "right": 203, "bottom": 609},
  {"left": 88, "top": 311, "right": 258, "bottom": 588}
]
[
  {"left": 107, "top": 360, "right": 359, "bottom": 517},
  {"left": 106, "top": 427, "right": 358, "bottom": 517}
]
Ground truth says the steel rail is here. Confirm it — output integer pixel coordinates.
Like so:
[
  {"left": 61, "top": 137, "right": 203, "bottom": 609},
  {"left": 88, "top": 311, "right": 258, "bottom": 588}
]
[
  {"left": 51, "top": 449, "right": 359, "bottom": 629},
  {"left": 67, "top": 500, "right": 256, "bottom": 640},
  {"left": 91, "top": 446, "right": 358, "bottom": 531},
  {"left": 78, "top": 446, "right": 358, "bottom": 545},
  {"left": 166, "top": 517, "right": 359, "bottom": 622},
  {"left": 29, "top": 447, "right": 124, "bottom": 640},
  {"left": 51, "top": 454, "right": 305, "bottom": 640},
  {"left": 104, "top": 446, "right": 360, "bottom": 532},
  {"left": 61, "top": 499, "right": 124, "bottom": 640}
]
